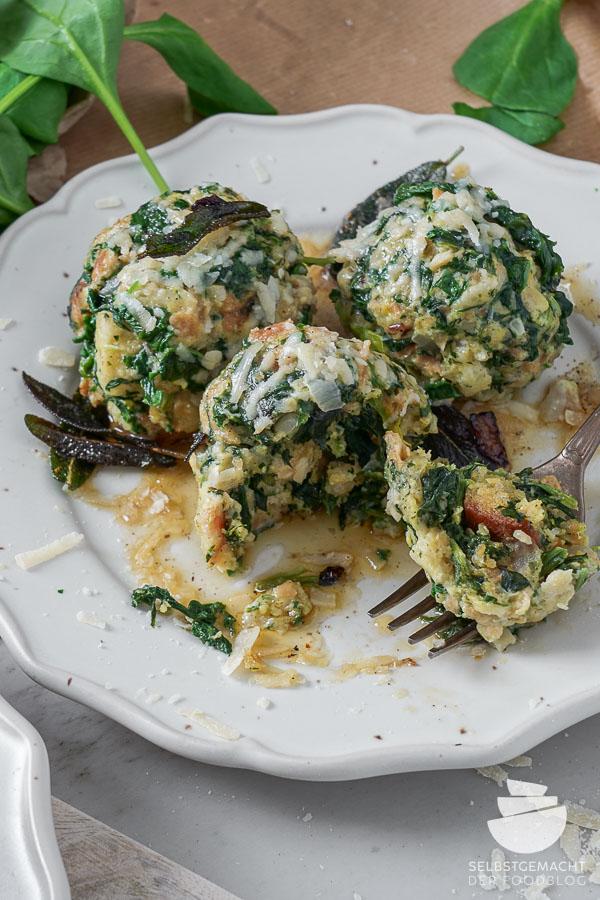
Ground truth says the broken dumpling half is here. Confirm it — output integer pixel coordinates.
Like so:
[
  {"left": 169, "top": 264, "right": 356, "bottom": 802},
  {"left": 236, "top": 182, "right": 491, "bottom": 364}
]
[
  {"left": 191, "top": 321, "right": 436, "bottom": 573},
  {"left": 69, "top": 185, "right": 315, "bottom": 436},
  {"left": 331, "top": 177, "right": 572, "bottom": 401},
  {"left": 385, "top": 438, "right": 599, "bottom": 650}
]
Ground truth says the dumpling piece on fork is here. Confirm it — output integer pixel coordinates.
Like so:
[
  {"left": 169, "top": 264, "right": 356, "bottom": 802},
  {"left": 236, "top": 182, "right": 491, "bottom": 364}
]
[
  {"left": 384, "top": 438, "right": 599, "bottom": 650},
  {"left": 69, "top": 184, "right": 315, "bottom": 436},
  {"left": 191, "top": 321, "right": 436, "bottom": 574}
]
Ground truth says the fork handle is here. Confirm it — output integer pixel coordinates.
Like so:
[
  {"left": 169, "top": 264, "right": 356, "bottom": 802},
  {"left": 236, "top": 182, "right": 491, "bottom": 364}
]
[{"left": 561, "top": 404, "right": 600, "bottom": 467}]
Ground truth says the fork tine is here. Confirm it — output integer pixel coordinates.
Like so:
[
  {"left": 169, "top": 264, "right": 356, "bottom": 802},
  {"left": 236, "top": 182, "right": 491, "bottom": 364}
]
[
  {"left": 407, "top": 610, "right": 457, "bottom": 644},
  {"left": 427, "top": 623, "right": 479, "bottom": 658},
  {"left": 368, "top": 569, "right": 428, "bottom": 617},
  {"left": 388, "top": 595, "right": 436, "bottom": 631}
]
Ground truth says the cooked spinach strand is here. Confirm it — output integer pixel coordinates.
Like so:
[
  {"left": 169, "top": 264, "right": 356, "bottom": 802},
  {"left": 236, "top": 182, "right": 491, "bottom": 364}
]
[{"left": 131, "top": 584, "right": 235, "bottom": 654}]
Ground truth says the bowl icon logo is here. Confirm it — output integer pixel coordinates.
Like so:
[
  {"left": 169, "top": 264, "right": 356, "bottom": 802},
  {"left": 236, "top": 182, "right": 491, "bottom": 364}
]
[{"left": 487, "top": 778, "right": 567, "bottom": 854}]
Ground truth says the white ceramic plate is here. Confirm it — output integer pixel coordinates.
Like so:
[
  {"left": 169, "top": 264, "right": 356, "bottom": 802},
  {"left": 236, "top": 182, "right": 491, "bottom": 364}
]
[
  {"left": 0, "top": 694, "right": 69, "bottom": 898},
  {"left": 1, "top": 105, "right": 600, "bottom": 781}
]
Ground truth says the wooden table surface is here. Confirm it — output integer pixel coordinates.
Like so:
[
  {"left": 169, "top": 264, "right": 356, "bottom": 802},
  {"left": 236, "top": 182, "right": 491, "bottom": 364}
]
[{"left": 62, "top": 0, "right": 600, "bottom": 180}]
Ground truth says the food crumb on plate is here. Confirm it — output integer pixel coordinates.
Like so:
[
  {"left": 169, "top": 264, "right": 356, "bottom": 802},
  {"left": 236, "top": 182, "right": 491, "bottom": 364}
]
[
  {"left": 0, "top": 317, "right": 14, "bottom": 330},
  {"left": 302, "top": 812, "right": 313, "bottom": 822},
  {"left": 167, "top": 693, "right": 184, "bottom": 705},
  {"left": 249, "top": 156, "right": 271, "bottom": 184},
  {"left": 15, "top": 531, "right": 84, "bottom": 570},
  {"left": 94, "top": 195, "right": 123, "bottom": 209},
  {"left": 38, "top": 345, "right": 76, "bottom": 368},
  {"left": 505, "top": 754, "right": 532, "bottom": 767},
  {"left": 256, "top": 696, "right": 272, "bottom": 710},
  {"left": 76, "top": 610, "right": 107, "bottom": 630},
  {"left": 179, "top": 708, "right": 241, "bottom": 741}
]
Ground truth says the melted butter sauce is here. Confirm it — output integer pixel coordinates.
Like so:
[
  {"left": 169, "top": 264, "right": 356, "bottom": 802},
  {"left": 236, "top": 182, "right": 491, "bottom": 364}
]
[
  {"left": 564, "top": 264, "right": 600, "bottom": 326},
  {"left": 78, "top": 461, "right": 409, "bottom": 683}
]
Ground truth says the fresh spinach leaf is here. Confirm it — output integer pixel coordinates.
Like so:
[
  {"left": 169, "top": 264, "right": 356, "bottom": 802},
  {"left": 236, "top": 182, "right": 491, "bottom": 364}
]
[
  {"left": 453, "top": 102, "right": 563, "bottom": 146},
  {"left": 0, "top": 116, "right": 33, "bottom": 219},
  {"left": 453, "top": 0, "right": 576, "bottom": 117},
  {"left": 0, "top": 0, "right": 168, "bottom": 192},
  {"left": 143, "top": 195, "right": 270, "bottom": 258},
  {"left": 124, "top": 13, "right": 276, "bottom": 117},
  {"left": 0, "top": 62, "right": 67, "bottom": 143}
]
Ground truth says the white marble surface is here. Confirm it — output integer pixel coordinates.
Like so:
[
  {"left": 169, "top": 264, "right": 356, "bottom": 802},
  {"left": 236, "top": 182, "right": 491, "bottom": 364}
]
[{"left": 2, "top": 640, "right": 600, "bottom": 900}]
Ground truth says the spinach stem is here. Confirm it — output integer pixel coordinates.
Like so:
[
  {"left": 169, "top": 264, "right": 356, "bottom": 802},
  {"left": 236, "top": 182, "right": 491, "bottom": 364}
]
[
  {"left": 95, "top": 86, "right": 170, "bottom": 194},
  {"left": 0, "top": 192, "right": 31, "bottom": 216},
  {"left": 21, "top": 1, "right": 170, "bottom": 195},
  {"left": 0, "top": 74, "right": 41, "bottom": 116}
]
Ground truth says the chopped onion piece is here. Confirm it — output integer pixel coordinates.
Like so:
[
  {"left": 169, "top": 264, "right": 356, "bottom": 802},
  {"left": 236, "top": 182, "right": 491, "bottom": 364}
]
[{"left": 307, "top": 378, "right": 343, "bottom": 412}]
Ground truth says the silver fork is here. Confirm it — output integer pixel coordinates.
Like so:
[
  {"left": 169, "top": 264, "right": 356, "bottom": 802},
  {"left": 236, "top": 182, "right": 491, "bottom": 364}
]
[{"left": 369, "top": 405, "right": 600, "bottom": 658}]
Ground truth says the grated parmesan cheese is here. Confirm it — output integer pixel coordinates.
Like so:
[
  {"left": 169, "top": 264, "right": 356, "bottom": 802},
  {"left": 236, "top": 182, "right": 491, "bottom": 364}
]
[
  {"left": 179, "top": 708, "right": 240, "bottom": 741},
  {"left": 567, "top": 802, "right": 600, "bottom": 830},
  {"left": 249, "top": 156, "right": 271, "bottom": 184},
  {"left": 222, "top": 626, "right": 260, "bottom": 676},
  {"left": 476, "top": 765, "right": 508, "bottom": 786},
  {"left": 38, "top": 346, "right": 76, "bottom": 368},
  {"left": 94, "top": 195, "right": 123, "bottom": 209},
  {"left": 15, "top": 531, "right": 84, "bottom": 570},
  {"left": 76, "top": 610, "right": 107, "bottom": 630},
  {"left": 256, "top": 696, "right": 272, "bottom": 710}
]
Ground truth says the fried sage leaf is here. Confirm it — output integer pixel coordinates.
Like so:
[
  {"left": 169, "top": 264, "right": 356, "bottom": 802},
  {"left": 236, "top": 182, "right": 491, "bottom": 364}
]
[
  {"left": 332, "top": 150, "right": 463, "bottom": 245},
  {"left": 143, "top": 195, "right": 270, "bottom": 258},
  {"left": 22, "top": 371, "right": 110, "bottom": 433},
  {"left": 424, "top": 405, "right": 508, "bottom": 470},
  {"left": 50, "top": 449, "right": 95, "bottom": 490},
  {"left": 25, "top": 415, "right": 177, "bottom": 468}
]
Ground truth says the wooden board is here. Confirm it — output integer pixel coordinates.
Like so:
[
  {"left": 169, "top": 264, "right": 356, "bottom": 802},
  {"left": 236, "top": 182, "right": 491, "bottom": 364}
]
[{"left": 52, "top": 798, "right": 240, "bottom": 900}]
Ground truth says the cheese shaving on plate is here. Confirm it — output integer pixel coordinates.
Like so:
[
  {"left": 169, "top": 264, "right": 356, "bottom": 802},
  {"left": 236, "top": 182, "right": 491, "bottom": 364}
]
[
  {"left": 180, "top": 708, "right": 240, "bottom": 741},
  {"left": 15, "top": 531, "right": 84, "bottom": 570},
  {"left": 38, "top": 346, "right": 76, "bottom": 367}
]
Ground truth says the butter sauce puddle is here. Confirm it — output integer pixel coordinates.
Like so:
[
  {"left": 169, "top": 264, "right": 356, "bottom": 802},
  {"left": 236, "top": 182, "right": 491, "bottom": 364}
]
[{"left": 77, "top": 463, "right": 416, "bottom": 684}]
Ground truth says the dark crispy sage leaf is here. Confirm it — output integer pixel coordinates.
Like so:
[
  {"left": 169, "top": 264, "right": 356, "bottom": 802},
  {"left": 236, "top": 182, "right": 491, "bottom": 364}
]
[
  {"left": 49, "top": 449, "right": 95, "bottom": 490},
  {"left": 25, "top": 415, "right": 177, "bottom": 468},
  {"left": 22, "top": 371, "right": 110, "bottom": 433},
  {"left": 184, "top": 430, "right": 207, "bottom": 462},
  {"left": 424, "top": 405, "right": 508, "bottom": 470},
  {"left": 333, "top": 150, "right": 463, "bottom": 245},
  {"left": 143, "top": 195, "right": 270, "bottom": 258},
  {"left": 469, "top": 411, "right": 509, "bottom": 469}
]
